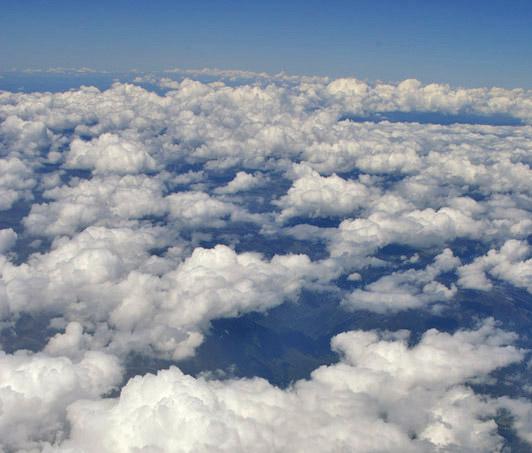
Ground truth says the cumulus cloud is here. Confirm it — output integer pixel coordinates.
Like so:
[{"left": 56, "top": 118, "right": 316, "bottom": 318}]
[
  {"left": 45, "top": 320, "right": 525, "bottom": 453},
  {"left": 65, "top": 133, "right": 158, "bottom": 175},
  {"left": 22, "top": 172, "right": 264, "bottom": 237},
  {"left": 1, "top": 225, "right": 169, "bottom": 316},
  {"left": 23, "top": 175, "right": 168, "bottom": 236},
  {"left": 458, "top": 240, "right": 532, "bottom": 293},
  {"left": 108, "top": 244, "right": 332, "bottom": 360},
  {"left": 214, "top": 171, "right": 268, "bottom": 194},
  {"left": 1, "top": 231, "right": 329, "bottom": 360},
  {"left": 329, "top": 206, "right": 483, "bottom": 262},
  {"left": 0, "top": 71, "right": 531, "bottom": 451},
  {"left": 0, "top": 349, "right": 122, "bottom": 452},
  {"left": 0, "top": 115, "right": 51, "bottom": 157},
  {"left": 326, "top": 77, "right": 532, "bottom": 122},
  {"left": 496, "top": 397, "right": 532, "bottom": 445},
  {"left": 0, "top": 157, "right": 37, "bottom": 210},
  {"left": 275, "top": 165, "right": 376, "bottom": 221},
  {"left": 0, "top": 229, "right": 17, "bottom": 254},
  {"left": 166, "top": 190, "right": 260, "bottom": 228},
  {"left": 343, "top": 248, "right": 461, "bottom": 313}
]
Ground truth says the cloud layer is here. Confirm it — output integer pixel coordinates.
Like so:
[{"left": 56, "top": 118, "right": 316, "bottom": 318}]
[
  {"left": 45, "top": 321, "right": 524, "bottom": 453},
  {"left": 0, "top": 71, "right": 531, "bottom": 451}
]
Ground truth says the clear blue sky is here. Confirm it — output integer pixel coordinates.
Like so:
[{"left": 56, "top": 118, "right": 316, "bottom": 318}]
[{"left": 1, "top": 0, "right": 531, "bottom": 87}]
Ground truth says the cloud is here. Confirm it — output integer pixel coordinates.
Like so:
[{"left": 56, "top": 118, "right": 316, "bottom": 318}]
[
  {"left": 23, "top": 174, "right": 168, "bottom": 236},
  {"left": 0, "top": 349, "right": 122, "bottom": 452},
  {"left": 162, "top": 67, "right": 329, "bottom": 84},
  {"left": 214, "top": 171, "right": 268, "bottom": 194},
  {"left": 47, "top": 320, "right": 525, "bottom": 453},
  {"left": 108, "top": 244, "right": 330, "bottom": 360},
  {"left": 496, "top": 397, "right": 532, "bottom": 445},
  {"left": 0, "top": 157, "right": 37, "bottom": 210},
  {"left": 329, "top": 206, "right": 483, "bottom": 262},
  {"left": 0, "top": 115, "right": 51, "bottom": 157},
  {"left": 458, "top": 240, "right": 532, "bottom": 293},
  {"left": 1, "top": 225, "right": 169, "bottom": 316},
  {"left": 275, "top": 164, "right": 376, "bottom": 221},
  {"left": 65, "top": 133, "right": 158, "bottom": 175},
  {"left": 326, "top": 77, "right": 532, "bottom": 122},
  {"left": 0, "top": 71, "right": 531, "bottom": 451},
  {"left": 0, "top": 229, "right": 17, "bottom": 254},
  {"left": 343, "top": 248, "right": 461, "bottom": 313},
  {"left": 2, "top": 231, "right": 327, "bottom": 360},
  {"left": 166, "top": 191, "right": 260, "bottom": 228}
]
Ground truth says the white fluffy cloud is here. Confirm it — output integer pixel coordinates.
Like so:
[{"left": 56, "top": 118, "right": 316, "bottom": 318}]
[
  {"left": 343, "top": 249, "right": 461, "bottom": 313},
  {"left": 166, "top": 191, "right": 260, "bottom": 228},
  {"left": 1, "top": 225, "right": 168, "bottom": 316},
  {"left": 0, "top": 229, "right": 17, "bottom": 254},
  {"left": 326, "top": 77, "right": 532, "bottom": 122},
  {"left": 65, "top": 133, "right": 158, "bottom": 175},
  {"left": 24, "top": 175, "right": 168, "bottom": 236},
  {"left": 45, "top": 320, "right": 525, "bottom": 453},
  {"left": 329, "top": 206, "right": 483, "bottom": 262},
  {"left": 108, "top": 244, "right": 329, "bottom": 360},
  {"left": 0, "top": 349, "right": 122, "bottom": 452},
  {"left": 0, "top": 71, "right": 531, "bottom": 451},
  {"left": 276, "top": 165, "right": 376, "bottom": 221},
  {"left": 458, "top": 240, "right": 532, "bottom": 293},
  {"left": 1, "top": 231, "right": 328, "bottom": 360},
  {"left": 0, "top": 157, "right": 37, "bottom": 210},
  {"left": 0, "top": 115, "right": 51, "bottom": 157},
  {"left": 214, "top": 171, "right": 268, "bottom": 194}
]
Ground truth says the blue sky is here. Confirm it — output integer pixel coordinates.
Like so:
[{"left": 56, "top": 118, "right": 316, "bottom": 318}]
[{"left": 1, "top": 0, "right": 531, "bottom": 87}]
